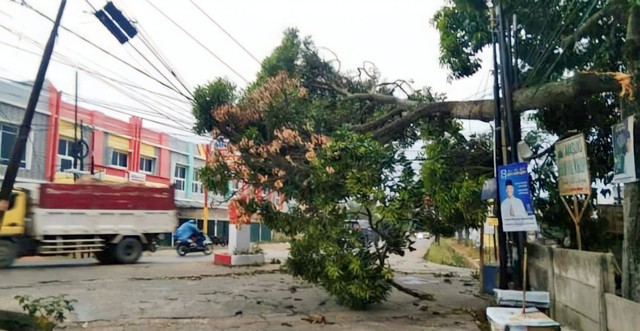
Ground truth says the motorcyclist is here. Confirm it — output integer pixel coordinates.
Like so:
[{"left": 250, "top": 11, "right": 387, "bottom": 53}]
[{"left": 174, "top": 220, "right": 202, "bottom": 248}]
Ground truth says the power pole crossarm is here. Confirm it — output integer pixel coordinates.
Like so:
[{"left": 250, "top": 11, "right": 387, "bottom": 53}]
[{"left": 0, "top": 0, "right": 67, "bottom": 228}]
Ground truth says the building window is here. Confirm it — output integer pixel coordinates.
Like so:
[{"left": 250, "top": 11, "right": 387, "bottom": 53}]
[
  {"left": 110, "top": 150, "right": 128, "bottom": 168},
  {"left": 57, "top": 139, "right": 77, "bottom": 172},
  {"left": 192, "top": 171, "right": 203, "bottom": 194},
  {"left": 174, "top": 165, "right": 187, "bottom": 191},
  {"left": 0, "top": 124, "right": 26, "bottom": 168},
  {"left": 139, "top": 156, "right": 155, "bottom": 174}
]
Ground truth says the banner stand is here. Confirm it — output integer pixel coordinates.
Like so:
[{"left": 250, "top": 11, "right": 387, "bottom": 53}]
[{"left": 560, "top": 193, "right": 591, "bottom": 251}]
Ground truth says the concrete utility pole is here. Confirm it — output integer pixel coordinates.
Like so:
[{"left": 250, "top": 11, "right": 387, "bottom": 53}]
[
  {"left": 0, "top": 0, "right": 67, "bottom": 229},
  {"left": 495, "top": 1, "right": 526, "bottom": 289}
]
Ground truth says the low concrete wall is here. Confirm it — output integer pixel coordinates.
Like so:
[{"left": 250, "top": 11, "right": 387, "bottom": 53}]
[
  {"left": 552, "top": 249, "right": 614, "bottom": 331},
  {"left": 605, "top": 293, "right": 640, "bottom": 331},
  {"left": 527, "top": 244, "right": 615, "bottom": 331},
  {"left": 527, "top": 244, "right": 553, "bottom": 291}
]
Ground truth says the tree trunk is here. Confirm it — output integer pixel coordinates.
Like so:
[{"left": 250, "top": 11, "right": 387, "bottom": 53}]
[
  {"left": 622, "top": 4, "right": 640, "bottom": 303},
  {"left": 457, "top": 229, "right": 464, "bottom": 244},
  {"left": 623, "top": 183, "right": 640, "bottom": 300},
  {"left": 464, "top": 228, "right": 471, "bottom": 246}
]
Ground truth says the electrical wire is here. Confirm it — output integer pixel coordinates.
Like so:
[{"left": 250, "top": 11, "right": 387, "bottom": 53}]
[
  {"left": 522, "top": 0, "right": 580, "bottom": 87},
  {"left": 189, "top": 0, "right": 261, "bottom": 66},
  {"left": 111, "top": 0, "right": 196, "bottom": 99},
  {"left": 79, "top": 1, "right": 196, "bottom": 101},
  {"left": 143, "top": 0, "right": 250, "bottom": 84},
  {"left": 0, "top": 22, "right": 196, "bottom": 124},
  {"left": 0, "top": 32, "right": 188, "bottom": 104},
  {"left": 11, "top": 0, "right": 193, "bottom": 100}
]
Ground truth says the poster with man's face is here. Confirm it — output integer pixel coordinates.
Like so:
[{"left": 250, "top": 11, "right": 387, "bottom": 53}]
[
  {"left": 497, "top": 162, "right": 538, "bottom": 232},
  {"left": 612, "top": 115, "right": 637, "bottom": 184}
]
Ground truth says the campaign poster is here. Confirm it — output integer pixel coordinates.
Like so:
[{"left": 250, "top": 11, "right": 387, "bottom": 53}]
[
  {"left": 612, "top": 115, "right": 637, "bottom": 184},
  {"left": 498, "top": 162, "right": 539, "bottom": 232}
]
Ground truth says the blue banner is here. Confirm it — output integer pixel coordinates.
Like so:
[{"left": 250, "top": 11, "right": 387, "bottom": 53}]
[{"left": 498, "top": 162, "right": 538, "bottom": 232}]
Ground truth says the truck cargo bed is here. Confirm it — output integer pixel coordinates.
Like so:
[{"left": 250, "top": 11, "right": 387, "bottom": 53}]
[
  {"left": 31, "top": 183, "right": 177, "bottom": 236},
  {"left": 38, "top": 183, "right": 174, "bottom": 210}
]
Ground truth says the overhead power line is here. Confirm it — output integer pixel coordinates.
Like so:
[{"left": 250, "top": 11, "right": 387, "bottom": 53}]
[
  {"left": 143, "top": 0, "right": 250, "bottom": 84},
  {"left": 189, "top": 0, "right": 261, "bottom": 66},
  {"left": 0, "top": 24, "right": 195, "bottom": 122},
  {"left": 0, "top": 28, "right": 188, "bottom": 104},
  {"left": 12, "top": 0, "right": 193, "bottom": 101}
]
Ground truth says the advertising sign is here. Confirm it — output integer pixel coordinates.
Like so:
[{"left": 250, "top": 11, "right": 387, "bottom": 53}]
[
  {"left": 555, "top": 133, "right": 590, "bottom": 195},
  {"left": 612, "top": 115, "right": 637, "bottom": 183},
  {"left": 498, "top": 162, "right": 539, "bottom": 232}
]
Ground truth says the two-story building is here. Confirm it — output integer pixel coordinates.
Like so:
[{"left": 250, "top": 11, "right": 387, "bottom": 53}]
[
  {"left": 0, "top": 79, "right": 279, "bottom": 242},
  {"left": 0, "top": 78, "right": 51, "bottom": 185}
]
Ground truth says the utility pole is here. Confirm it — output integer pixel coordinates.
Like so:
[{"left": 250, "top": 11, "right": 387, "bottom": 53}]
[
  {"left": 497, "top": 1, "right": 526, "bottom": 290},
  {"left": 0, "top": 0, "right": 67, "bottom": 228},
  {"left": 491, "top": 6, "right": 509, "bottom": 290}
]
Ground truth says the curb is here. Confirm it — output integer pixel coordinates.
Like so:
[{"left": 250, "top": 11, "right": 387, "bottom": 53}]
[{"left": 446, "top": 241, "right": 480, "bottom": 270}]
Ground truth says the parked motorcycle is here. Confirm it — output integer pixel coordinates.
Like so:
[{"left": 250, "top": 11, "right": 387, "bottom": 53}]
[
  {"left": 211, "top": 236, "right": 228, "bottom": 246},
  {"left": 176, "top": 233, "right": 213, "bottom": 256}
]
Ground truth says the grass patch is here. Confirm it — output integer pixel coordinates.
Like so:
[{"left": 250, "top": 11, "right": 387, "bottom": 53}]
[{"left": 424, "top": 239, "right": 468, "bottom": 268}]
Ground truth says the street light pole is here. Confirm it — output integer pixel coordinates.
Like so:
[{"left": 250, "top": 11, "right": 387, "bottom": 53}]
[{"left": 0, "top": 0, "right": 67, "bottom": 230}]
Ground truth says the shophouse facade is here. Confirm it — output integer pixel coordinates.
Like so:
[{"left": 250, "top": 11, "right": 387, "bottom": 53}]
[{"left": 0, "top": 79, "right": 279, "bottom": 242}]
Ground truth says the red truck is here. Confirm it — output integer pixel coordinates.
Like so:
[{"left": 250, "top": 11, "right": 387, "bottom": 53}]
[{"left": 0, "top": 183, "right": 177, "bottom": 268}]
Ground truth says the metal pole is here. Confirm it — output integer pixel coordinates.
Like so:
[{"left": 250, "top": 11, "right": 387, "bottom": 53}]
[
  {"left": 73, "top": 71, "right": 79, "bottom": 179},
  {"left": 0, "top": 0, "right": 67, "bottom": 227},
  {"left": 80, "top": 120, "right": 84, "bottom": 172},
  {"left": 496, "top": 3, "right": 517, "bottom": 162},
  {"left": 492, "top": 6, "right": 509, "bottom": 290}
]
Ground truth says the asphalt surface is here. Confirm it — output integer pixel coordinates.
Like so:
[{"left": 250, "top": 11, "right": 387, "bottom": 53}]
[{"left": 0, "top": 240, "right": 487, "bottom": 331}]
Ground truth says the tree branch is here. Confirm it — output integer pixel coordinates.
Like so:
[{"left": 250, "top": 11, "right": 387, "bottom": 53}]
[
  {"left": 390, "top": 279, "right": 435, "bottom": 300},
  {"left": 561, "top": 0, "right": 627, "bottom": 48},
  {"left": 356, "top": 71, "right": 623, "bottom": 143}
]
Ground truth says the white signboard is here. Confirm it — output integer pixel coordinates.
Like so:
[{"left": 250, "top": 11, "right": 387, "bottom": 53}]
[
  {"left": 612, "top": 115, "right": 637, "bottom": 183},
  {"left": 129, "top": 171, "right": 147, "bottom": 183},
  {"left": 555, "top": 133, "right": 590, "bottom": 196}
]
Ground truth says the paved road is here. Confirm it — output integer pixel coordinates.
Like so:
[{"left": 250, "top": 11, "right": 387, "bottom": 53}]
[{"left": 0, "top": 239, "right": 487, "bottom": 330}]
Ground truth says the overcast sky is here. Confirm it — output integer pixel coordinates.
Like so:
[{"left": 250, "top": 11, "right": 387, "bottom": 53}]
[{"left": 0, "top": 0, "right": 495, "bottom": 142}]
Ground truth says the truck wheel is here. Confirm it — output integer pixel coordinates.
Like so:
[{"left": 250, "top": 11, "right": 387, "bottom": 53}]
[
  {"left": 95, "top": 247, "right": 116, "bottom": 265},
  {"left": 114, "top": 238, "right": 143, "bottom": 264},
  {"left": 0, "top": 240, "right": 16, "bottom": 268}
]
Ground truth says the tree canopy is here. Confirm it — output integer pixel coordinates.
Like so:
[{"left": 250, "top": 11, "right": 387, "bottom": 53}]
[
  {"left": 192, "top": 0, "right": 638, "bottom": 306},
  {"left": 433, "top": 0, "right": 636, "bottom": 248}
]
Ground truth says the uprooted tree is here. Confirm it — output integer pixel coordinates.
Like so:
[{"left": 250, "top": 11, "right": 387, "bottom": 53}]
[{"left": 193, "top": 0, "right": 636, "bottom": 306}]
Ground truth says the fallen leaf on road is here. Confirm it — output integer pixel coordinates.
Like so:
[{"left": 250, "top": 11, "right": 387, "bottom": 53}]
[
  {"left": 281, "top": 322, "right": 293, "bottom": 327},
  {"left": 235, "top": 310, "right": 243, "bottom": 316},
  {"left": 82, "top": 322, "right": 88, "bottom": 329}
]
